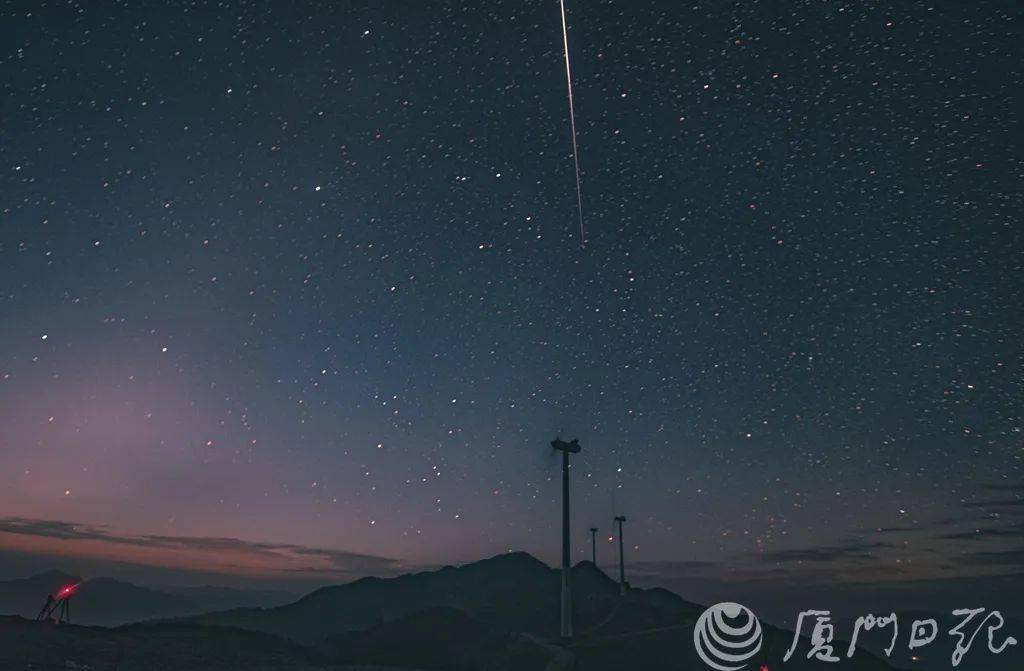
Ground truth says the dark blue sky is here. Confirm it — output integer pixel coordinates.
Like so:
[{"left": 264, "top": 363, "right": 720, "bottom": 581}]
[{"left": 0, "top": 0, "right": 1021, "bottom": 614}]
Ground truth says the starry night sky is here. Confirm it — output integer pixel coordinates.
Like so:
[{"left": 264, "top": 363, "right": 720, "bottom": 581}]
[{"left": 1, "top": 0, "right": 1021, "bottom": 607}]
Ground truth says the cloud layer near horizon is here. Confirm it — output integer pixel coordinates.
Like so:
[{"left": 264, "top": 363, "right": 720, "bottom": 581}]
[{"left": 0, "top": 516, "right": 403, "bottom": 581}]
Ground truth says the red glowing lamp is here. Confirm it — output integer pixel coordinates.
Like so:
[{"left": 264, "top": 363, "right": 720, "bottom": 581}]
[{"left": 56, "top": 583, "right": 79, "bottom": 598}]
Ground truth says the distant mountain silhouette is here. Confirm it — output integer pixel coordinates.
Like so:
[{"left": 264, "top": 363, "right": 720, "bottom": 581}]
[
  {"left": 0, "top": 570, "right": 83, "bottom": 620},
  {"left": 179, "top": 552, "right": 677, "bottom": 643},
  {"left": 173, "top": 552, "right": 898, "bottom": 670},
  {"left": 0, "top": 554, "right": 912, "bottom": 669},
  {"left": 0, "top": 571, "right": 289, "bottom": 626},
  {"left": 158, "top": 583, "right": 295, "bottom": 610}
]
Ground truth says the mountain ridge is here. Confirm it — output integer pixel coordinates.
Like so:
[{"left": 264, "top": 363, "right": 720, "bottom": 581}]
[
  {"left": 0, "top": 571, "right": 287, "bottom": 626},
  {"left": 0, "top": 552, "right": 906, "bottom": 670}
]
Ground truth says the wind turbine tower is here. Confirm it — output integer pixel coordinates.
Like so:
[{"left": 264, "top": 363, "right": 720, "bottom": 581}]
[
  {"left": 552, "top": 437, "right": 581, "bottom": 639},
  {"left": 615, "top": 515, "right": 627, "bottom": 595}
]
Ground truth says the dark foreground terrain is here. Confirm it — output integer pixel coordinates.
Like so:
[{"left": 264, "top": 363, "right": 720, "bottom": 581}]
[{"left": 1, "top": 553, "right": 906, "bottom": 670}]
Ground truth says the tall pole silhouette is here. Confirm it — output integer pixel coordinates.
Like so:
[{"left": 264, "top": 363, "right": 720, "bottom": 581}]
[
  {"left": 615, "top": 515, "right": 627, "bottom": 595},
  {"left": 552, "top": 437, "right": 581, "bottom": 639},
  {"left": 589, "top": 527, "right": 598, "bottom": 566}
]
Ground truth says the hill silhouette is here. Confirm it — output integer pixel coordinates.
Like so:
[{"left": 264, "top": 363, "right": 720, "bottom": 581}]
[
  {"left": 324, "top": 607, "right": 552, "bottom": 670},
  {"left": 0, "top": 615, "right": 322, "bottom": 671},
  {"left": 0, "top": 552, "right": 907, "bottom": 670},
  {"left": 0, "top": 570, "right": 83, "bottom": 618},
  {"left": 0, "top": 571, "right": 290, "bottom": 626},
  {"left": 171, "top": 552, "right": 897, "bottom": 670},
  {"left": 178, "top": 552, "right": 704, "bottom": 643}
]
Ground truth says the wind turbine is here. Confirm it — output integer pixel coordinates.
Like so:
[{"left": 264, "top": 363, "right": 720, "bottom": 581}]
[
  {"left": 589, "top": 527, "right": 598, "bottom": 566},
  {"left": 614, "top": 515, "right": 627, "bottom": 595},
  {"left": 552, "top": 437, "right": 581, "bottom": 639}
]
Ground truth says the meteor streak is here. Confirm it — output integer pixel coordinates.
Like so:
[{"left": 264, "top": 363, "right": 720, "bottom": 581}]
[{"left": 558, "top": 0, "right": 586, "bottom": 247}]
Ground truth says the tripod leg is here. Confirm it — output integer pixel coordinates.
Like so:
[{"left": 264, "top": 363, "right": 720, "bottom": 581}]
[{"left": 37, "top": 596, "right": 54, "bottom": 621}]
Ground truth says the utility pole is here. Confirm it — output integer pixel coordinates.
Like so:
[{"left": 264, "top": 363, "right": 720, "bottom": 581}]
[
  {"left": 589, "top": 527, "right": 598, "bottom": 566},
  {"left": 615, "top": 515, "right": 627, "bottom": 595},
  {"left": 552, "top": 437, "right": 581, "bottom": 639}
]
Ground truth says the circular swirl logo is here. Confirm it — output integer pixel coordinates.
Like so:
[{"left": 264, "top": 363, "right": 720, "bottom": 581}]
[{"left": 694, "top": 602, "right": 763, "bottom": 671}]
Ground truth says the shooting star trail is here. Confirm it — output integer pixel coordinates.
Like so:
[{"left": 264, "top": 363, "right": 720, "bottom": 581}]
[{"left": 559, "top": 0, "right": 586, "bottom": 248}]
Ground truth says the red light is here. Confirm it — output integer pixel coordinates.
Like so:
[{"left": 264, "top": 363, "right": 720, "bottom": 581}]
[{"left": 56, "top": 583, "right": 79, "bottom": 598}]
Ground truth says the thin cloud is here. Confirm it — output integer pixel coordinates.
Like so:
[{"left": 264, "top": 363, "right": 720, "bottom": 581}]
[
  {"left": 629, "top": 559, "right": 718, "bottom": 576},
  {"left": 0, "top": 518, "right": 117, "bottom": 543},
  {"left": 857, "top": 525, "right": 928, "bottom": 535},
  {"left": 978, "top": 484, "right": 1024, "bottom": 493},
  {"left": 938, "top": 527, "right": 1024, "bottom": 541},
  {"left": 958, "top": 483, "right": 1024, "bottom": 510},
  {"left": 0, "top": 516, "right": 401, "bottom": 576},
  {"left": 931, "top": 489, "right": 1024, "bottom": 567},
  {"left": 954, "top": 547, "right": 1024, "bottom": 567},
  {"left": 961, "top": 499, "right": 1024, "bottom": 509},
  {"left": 760, "top": 541, "right": 895, "bottom": 563}
]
